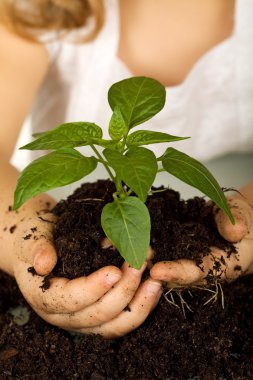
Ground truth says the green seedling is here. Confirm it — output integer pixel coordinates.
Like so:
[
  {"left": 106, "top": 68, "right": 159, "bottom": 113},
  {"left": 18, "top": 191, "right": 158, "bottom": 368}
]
[{"left": 13, "top": 76, "right": 234, "bottom": 269}]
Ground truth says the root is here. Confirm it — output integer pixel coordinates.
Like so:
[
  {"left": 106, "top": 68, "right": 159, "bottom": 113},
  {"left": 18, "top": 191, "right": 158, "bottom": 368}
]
[
  {"left": 164, "top": 287, "right": 194, "bottom": 318},
  {"left": 164, "top": 280, "right": 225, "bottom": 318},
  {"left": 193, "top": 280, "right": 225, "bottom": 309}
]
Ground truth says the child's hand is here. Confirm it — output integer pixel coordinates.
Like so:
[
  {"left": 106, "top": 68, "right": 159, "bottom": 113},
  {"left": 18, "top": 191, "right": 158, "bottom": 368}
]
[
  {"left": 12, "top": 214, "right": 162, "bottom": 338},
  {"left": 150, "top": 197, "right": 253, "bottom": 287}
]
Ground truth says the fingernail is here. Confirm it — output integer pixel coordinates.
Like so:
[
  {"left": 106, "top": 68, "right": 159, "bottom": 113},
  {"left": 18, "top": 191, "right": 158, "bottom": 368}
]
[
  {"left": 130, "top": 263, "right": 147, "bottom": 276},
  {"left": 146, "top": 280, "right": 162, "bottom": 294},
  {"left": 33, "top": 247, "right": 44, "bottom": 266},
  {"left": 106, "top": 272, "right": 122, "bottom": 285}
]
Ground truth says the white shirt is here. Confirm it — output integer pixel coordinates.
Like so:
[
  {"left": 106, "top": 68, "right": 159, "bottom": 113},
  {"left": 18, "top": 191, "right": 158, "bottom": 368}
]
[{"left": 13, "top": 0, "right": 253, "bottom": 171}]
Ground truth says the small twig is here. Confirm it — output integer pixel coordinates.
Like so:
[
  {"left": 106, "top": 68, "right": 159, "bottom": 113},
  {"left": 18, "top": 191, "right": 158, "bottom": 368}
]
[
  {"left": 74, "top": 198, "right": 104, "bottom": 203},
  {"left": 149, "top": 186, "right": 170, "bottom": 195}
]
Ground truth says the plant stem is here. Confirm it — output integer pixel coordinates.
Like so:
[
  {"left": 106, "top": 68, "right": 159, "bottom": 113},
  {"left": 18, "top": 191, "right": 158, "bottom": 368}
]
[
  {"left": 115, "top": 177, "right": 125, "bottom": 197},
  {"left": 122, "top": 136, "right": 128, "bottom": 152},
  {"left": 157, "top": 168, "right": 166, "bottom": 173},
  {"left": 90, "top": 145, "right": 115, "bottom": 181}
]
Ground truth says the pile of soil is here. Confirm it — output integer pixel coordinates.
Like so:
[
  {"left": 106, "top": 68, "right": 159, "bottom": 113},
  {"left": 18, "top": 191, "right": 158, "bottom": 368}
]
[
  {"left": 0, "top": 180, "right": 252, "bottom": 379},
  {"left": 48, "top": 180, "right": 237, "bottom": 281}
]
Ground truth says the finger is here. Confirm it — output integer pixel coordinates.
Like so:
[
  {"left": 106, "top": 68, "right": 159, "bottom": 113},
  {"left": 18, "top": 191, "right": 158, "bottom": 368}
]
[
  {"left": 33, "top": 241, "right": 58, "bottom": 275},
  {"left": 46, "top": 261, "right": 147, "bottom": 329},
  {"left": 150, "top": 260, "right": 203, "bottom": 287},
  {"left": 48, "top": 266, "right": 122, "bottom": 312},
  {"left": 14, "top": 260, "right": 122, "bottom": 313},
  {"left": 234, "top": 238, "right": 253, "bottom": 276},
  {"left": 146, "top": 246, "right": 155, "bottom": 261},
  {"left": 215, "top": 197, "right": 252, "bottom": 242},
  {"left": 14, "top": 211, "right": 57, "bottom": 271},
  {"left": 151, "top": 246, "right": 249, "bottom": 287},
  {"left": 150, "top": 247, "right": 238, "bottom": 286},
  {"left": 77, "top": 279, "right": 162, "bottom": 338},
  {"left": 101, "top": 237, "right": 114, "bottom": 249}
]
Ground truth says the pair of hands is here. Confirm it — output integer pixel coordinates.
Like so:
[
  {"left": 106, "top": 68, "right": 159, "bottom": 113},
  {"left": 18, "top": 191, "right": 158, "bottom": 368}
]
[{"left": 12, "top": 196, "right": 253, "bottom": 339}]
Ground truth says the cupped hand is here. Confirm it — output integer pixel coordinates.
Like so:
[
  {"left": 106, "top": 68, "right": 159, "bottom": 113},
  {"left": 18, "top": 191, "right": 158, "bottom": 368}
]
[
  {"left": 13, "top": 213, "right": 162, "bottom": 338},
  {"left": 150, "top": 196, "right": 253, "bottom": 288}
]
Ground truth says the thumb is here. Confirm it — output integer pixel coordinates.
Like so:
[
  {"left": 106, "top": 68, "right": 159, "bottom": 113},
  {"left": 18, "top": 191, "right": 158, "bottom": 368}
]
[
  {"left": 14, "top": 211, "right": 57, "bottom": 276},
  {"left": 33, "top": 240, "right": 57, "bottom": 275},
  {"left": 215, "top": 197, "right": 252, "bottom": 243}
]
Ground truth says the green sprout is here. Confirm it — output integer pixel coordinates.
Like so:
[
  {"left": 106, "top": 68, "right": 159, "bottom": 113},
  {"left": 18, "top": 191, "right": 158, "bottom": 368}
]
[{"left": 13, "top": 77, "right": 234, "bottom": 269}]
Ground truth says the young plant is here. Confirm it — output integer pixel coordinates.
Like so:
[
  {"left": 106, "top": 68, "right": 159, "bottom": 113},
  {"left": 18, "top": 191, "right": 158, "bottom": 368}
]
[{"left": 14, "top": 77, "right": 234, "bottom": 269}]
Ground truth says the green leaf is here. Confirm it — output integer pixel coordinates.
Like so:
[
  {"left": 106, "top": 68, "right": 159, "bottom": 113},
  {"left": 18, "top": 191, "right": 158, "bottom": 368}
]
[
  {"left": 127, "top": 130, "right": 190, "bottom": 146},
  {"left": 109, "top": 106, "right": 128, "bottom": 140},
  {"left": 103, "top": 147, "right": 158, "bottom": 202},
  {"left": 108, "top": 77, "right": 166, "bottom": 129},
  {"left": 20, "top": 122, "right": 103, "bottom": 150},
  {"left": 162, "top": 148, "right": 234, "bottom": 223},
  {"left": 32, "top": 132, "right": 45, "bottom": 138},
  {"left": 102, "top": 149, "right": 125, "bottom": 182},
  {"left": 101, "top": 197, "right": 151, "bottom": 269},
  {"left": 14, "top": 148, "right": 97, "bottom": 209}
]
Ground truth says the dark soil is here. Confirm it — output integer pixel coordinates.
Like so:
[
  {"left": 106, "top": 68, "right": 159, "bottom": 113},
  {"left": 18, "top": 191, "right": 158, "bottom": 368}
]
[
  {"left": 48, "top": 180, "right": 236, "bottom": 282},
  {"left": 0, "top": 180, "right": 252, "bottom": 379}
]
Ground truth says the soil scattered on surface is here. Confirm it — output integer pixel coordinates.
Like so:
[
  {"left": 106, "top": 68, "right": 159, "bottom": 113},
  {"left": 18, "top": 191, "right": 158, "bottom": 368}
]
[{"left": 0, "top": 180, "right": 252, "bottom": 379}]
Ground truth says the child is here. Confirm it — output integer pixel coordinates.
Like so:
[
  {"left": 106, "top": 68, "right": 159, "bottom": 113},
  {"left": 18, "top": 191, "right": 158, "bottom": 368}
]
[{"left": 0, "top": 0, "right": 252, "bottom": 338}]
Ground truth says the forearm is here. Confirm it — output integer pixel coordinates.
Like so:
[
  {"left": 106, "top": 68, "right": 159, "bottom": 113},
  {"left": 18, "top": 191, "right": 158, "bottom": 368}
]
[{"left": 0, "top": 160, "right": 56, "bottom": 276}]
